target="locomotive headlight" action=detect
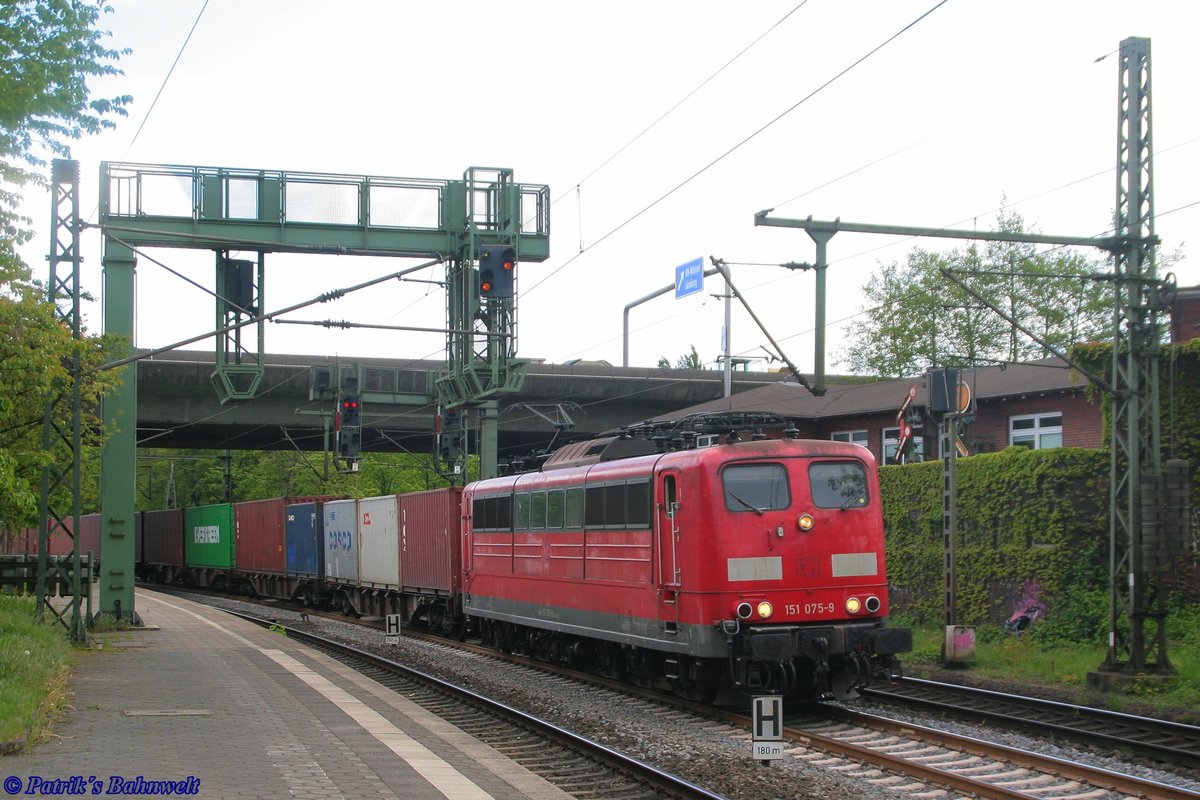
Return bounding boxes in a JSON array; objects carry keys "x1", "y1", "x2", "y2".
[
  {"x1": 736, "y1": 602, "x2": 754, "y2": 620},
  {"x1": 865, "y1": 595, "x2": 881, "y2": 613},
  {"x1": 757, "y1": 601, "x2": 773, "y2": 619},
  {"x1": 797, "y1": 514, "x2": 814, "y2": 531},
  {"x1": 845, "y1": 596, "x2": 862, "y2": 614}
]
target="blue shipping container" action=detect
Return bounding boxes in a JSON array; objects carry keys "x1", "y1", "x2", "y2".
[{"x1": 285, "y1": 502, "x2": 323, "y2": 577}]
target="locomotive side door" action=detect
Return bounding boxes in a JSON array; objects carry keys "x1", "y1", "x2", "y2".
[{"x1": 656, "y1": 471, "x2": 682, "y2": 628}]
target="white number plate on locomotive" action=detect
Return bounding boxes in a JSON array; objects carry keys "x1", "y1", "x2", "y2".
[{"x1": 785, "y1": 603, "x2": 836, "y2": 615}]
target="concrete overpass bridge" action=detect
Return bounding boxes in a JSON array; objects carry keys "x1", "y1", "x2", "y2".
[{"x1": 136, "y1": 350, "x2": 783, "y2": 460}]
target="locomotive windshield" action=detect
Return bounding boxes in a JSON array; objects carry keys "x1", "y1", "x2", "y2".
[
  {"x1": 722, "y1": 464, "x2": 790, "y2": 513},
  {"x1": 809, "y1": 461, "x2": 868, "y2": 508}
]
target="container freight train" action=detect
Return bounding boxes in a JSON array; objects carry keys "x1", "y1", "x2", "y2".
[{"x1": 7, "y1": 432, "x2": 911, "y2": 702}]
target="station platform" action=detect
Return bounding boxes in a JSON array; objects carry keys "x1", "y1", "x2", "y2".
[{"x1": 5, "y1": 588, "x2": 574, "y2": 799}]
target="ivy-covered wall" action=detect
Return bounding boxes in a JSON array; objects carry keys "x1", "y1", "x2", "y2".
[
  {"x1": 1072, "y1": 339, "x2": 1200, "y2": 497},
  {"x1": 880, "y1": 340, "x2": 1198, "y2": 633},
  {"x1": 881, "y1": 447, "x2": 1110, "y2": 627}
]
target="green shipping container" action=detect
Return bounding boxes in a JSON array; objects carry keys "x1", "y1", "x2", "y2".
[{"x1": 184, "y1": 503, "x2": 236, "y2": 569}]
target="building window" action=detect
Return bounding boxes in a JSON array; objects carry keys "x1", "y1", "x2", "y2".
[
  {"x1": 883, "y1": 426, "x2": 924, "y2": 464},
  {"x1": 1010, "y1": 413, "x2": 1063, "y2": 450},
  {"x1": 832, "y1": 430, "x2": 868, "y2": 448}
]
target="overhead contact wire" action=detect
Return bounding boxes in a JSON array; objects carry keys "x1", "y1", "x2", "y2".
[{"x1": 525, "y1": 0, "x2": 952, "y2": 297}]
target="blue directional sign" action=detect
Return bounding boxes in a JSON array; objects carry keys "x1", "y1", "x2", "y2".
[{"x1": 675, "y1": 257, "x2": 704, "y2": 299}]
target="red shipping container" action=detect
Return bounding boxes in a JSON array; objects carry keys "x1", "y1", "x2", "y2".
[
  {"x1": 0, "y1": 528, "x2": 32, "y2": 554},
  {"x1": 78, "y1": 513, "x2": 102, "y2": 560},
  {"x1": 235, "y1": 498, "x2": 288, "y2": 574},
  {"x1": 39, "y1": 520, "x2": 75, "y2": 556},
  {"x1": 236, "y1": 497, "x2": 341, "y2": 575},
  {"x1": 143, "y1": 508, "x2": 185, "y2": 567},
  {"x1": 399, "y1": 487, "x2": 462, "y2": 595}
]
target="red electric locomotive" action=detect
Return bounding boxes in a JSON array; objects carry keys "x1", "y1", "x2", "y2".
[{"x1": 462, "y1": 417, "x2": 912, "y2": 702}]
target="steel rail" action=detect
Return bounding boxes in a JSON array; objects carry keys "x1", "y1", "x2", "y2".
[
  {"x1": 819, "y1": 705, "x2": 1200, "y2": 800},
  {"x1": 865, "y1": 675, "x2": 1200, "y2": 768}
]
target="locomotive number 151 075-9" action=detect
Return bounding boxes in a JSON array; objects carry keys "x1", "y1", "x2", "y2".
[{"x1": 785, "y1": 602, "x2": 837, "y2": 616}]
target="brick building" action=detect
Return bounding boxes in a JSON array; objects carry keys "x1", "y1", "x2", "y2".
[
  {"x1": 662, "y1": 284, "x2": 1197, "y2": 466},
  {"x1": 664, "y1": 357, "x2": 1100, "y2": 465}
]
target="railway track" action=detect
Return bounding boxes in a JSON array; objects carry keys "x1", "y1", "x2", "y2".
[
  {"x1": 177, "y1": 590, "x2": 1200, "y2": 800},
  {"x1": 368, "y1": 626, "x2": 1200, "y2": 800},
  {"x1": 793, "y1": 706, "x2": 1200, "y2": 800},
  {"x1": 863, "y1": 675, "x2": 1200, "y2": 770}
]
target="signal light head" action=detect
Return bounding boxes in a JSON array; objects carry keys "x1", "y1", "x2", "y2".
[{"x1": 478, "y1": 245, "x2": 516, "y2": 298}]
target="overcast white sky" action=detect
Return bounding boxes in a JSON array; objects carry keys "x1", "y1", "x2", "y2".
[{"x1": 14, "y1": 0, "x2": 1200, "y2": 374}]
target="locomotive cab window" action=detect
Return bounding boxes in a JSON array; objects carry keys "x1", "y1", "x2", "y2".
[
  {"x1": 723, "y1": 464, "x2": 790, "y2": 513},
  {"x1": 809, "y1": 462, "x2": 868, "y2": 509}
]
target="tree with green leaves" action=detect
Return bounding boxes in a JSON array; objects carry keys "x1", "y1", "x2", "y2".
[
  {"x1": 0, "y1": 0, "x2": 130, "y2": 533},
  {"x1": 1, "y1": 0, "x2": 130, "y2": 270},
  {"x1": 132, "y1": 449, "x2": 455, "y2": 511},
  {"x1": 837, "y1": 210, "x2": 1112, "y2": 378},
  {"x1": 657, "y1": 345, "x2": 706, "y2": 370}
]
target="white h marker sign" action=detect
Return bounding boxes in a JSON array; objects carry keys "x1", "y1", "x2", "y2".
[{"x1": 751, "y1": 695, "x2": 784, "y2": 761}]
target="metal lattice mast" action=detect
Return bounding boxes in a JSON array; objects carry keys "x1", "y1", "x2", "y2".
[
  {"x1": 1104, "y1": 36, "x2": 1170, "y2": 673},
  {"x1": 37, "y1": 159, "x2": 87, "y2": 642},
  {"x1": 438, "y1": 168, "x2": 528, "y2": 481}
]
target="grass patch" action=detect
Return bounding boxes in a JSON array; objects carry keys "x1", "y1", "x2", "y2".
[
  {"x1": 0, "y1": 594, "x2": 75, "y2": 752},
  {"x1": 898, "y1": 616, "x2": 1200, "y2": 720}
]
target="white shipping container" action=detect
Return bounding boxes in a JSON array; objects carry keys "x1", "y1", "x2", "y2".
[
  {"x1": 323, "y1": 498, "x2": 359, "y2": 584},
  {"x1": 357, "y1": 494, "x2": 401, "y2": 589}
]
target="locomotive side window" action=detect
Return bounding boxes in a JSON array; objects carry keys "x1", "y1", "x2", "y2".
[
  {"x1": 530, "y1": 491, "x2": 547, "y2": 529},
  {"x1": 565, "y1": 487, "x2": 585, "y2": 528},
  {"x1": 663, "y1": 475, "x2": 678, "y2": 515},
  {"x1": 585, "y1": 486, "x2": 606, "y2": 527},
  {"x1": 809, "y1": 462, "x2": 868, "y2": 508},
  {"x1": 513, "y1": 493, "x2": 530, "y2": 529},
  {"x1": 626, "y1": 481, "x2": 652, "y2": 526},
  {"x1": 583, "y1": 481, "x2": 653, "y2": 528},
  {"x1": 547, "y1": 490, "x2": 565, "y2": 529},
  {"x1": 723, "y1": 464, "x2": 790, "y2": 513},
  {"x1": 473, "y1": 494, "x2": 514, "y2": 531},
  {"x1": 604, "y1": 485, "x2": 627, "y2": 526}
]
